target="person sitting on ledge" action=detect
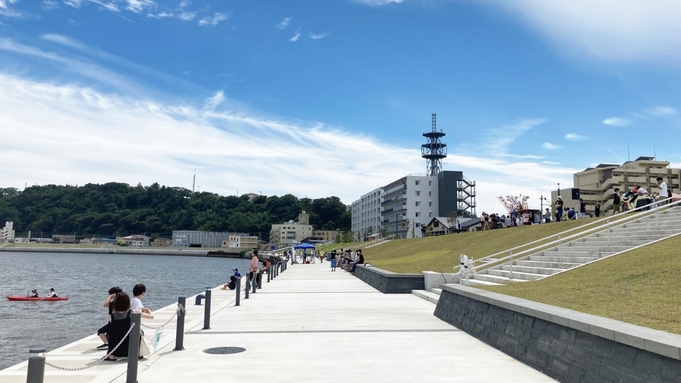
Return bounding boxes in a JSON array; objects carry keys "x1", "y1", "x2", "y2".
[{"x1": 351, "y1": 250, "x2": 365, "y2": 272}]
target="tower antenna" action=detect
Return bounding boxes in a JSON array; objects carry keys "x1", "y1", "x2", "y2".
[
  {"x1": 192, "y1": 169, "x2": 196, "y2": 193},
  {"x1": 421, "y1": 113, "x2": 447, "y2": 176}
]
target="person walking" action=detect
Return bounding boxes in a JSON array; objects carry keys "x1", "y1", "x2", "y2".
[
  {"x1": 594, "y1": 201, "x2": 601, "y2": 217},
  {"x1": 330, "y1": 251, "x2": 337, "y2": 271},
  {"x1": 555, "y1": 196, "x2": 564, "y2": 222},
  {"x1": 578, "y1": 198, "x2": 586, "y2": 219},
  {"x1": 612, "y1": 188, "x2": 621, "y2": 215},
  {"x1": 657, "y1": 177, "x2": 669, "y2": 205},
  {"x1": 249, "y1": 250, "x2": 260, "y2": 283}
]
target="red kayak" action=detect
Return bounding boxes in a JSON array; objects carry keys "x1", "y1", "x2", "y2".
[{"x1": 6, "y1": 296, "x2": 68, "y2": 301}]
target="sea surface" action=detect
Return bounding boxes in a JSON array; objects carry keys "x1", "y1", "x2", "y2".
[{"x1": 0, "y1": 251, "x2": 250, "y2": 370}]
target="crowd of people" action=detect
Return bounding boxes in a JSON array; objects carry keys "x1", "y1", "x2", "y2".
[{"x1": 327, "y1": 248, "x2": 364, "y2": 272}]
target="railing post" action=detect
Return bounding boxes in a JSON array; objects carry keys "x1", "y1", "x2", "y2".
[
  {"x1": 558, "y1": 235, "x2": 562, "y2": 264},
  {"x1": 252, "y1": 273, "x2": 257, "y2": 293},
  {"x1": 244, "y1": 278, "x2": 250, "y2": 299},
  {"x1": 126, "y1": 312, "x2": 141, "y2": 383},
  {"x1": 235, "y1": 278, "x2": 241, "y2": 306},
  {"x1": 174, "y1": 297, "x2": 186, "y2": 351},
  {"x1": 656, "y1": 208, "x2": 659, "y2": 231},
  {"x1": 26, "y1": 348, "x2": 46, "y2": 383},
  {"x1": 509, "y1": 251, "x2": 513, "y2": 281},
  {"x1": 203, "y1": 289, "x2": 212, "y2": 330},
  {"x1": 607, "y1": 219, "x2": 611, "y2": 247},
  {"x1": 267, "y1": 267, "x2": 271, "y2": 283}
]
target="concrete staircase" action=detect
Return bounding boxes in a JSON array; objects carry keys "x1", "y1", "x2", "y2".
[
  {"x1": 413, "y1": 206, "x2": 681, "y2": 303},
  {"x1": 468, "y1": 206, "x2": 681, "y2": 286}
]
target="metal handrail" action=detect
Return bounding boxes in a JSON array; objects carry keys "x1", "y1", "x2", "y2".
[{"x1": 454, "y1": 196, "x2": 680, "y2": 274}]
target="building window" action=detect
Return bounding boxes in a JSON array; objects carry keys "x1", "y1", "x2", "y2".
[
  {"x1": 415, "y1": 191, "x2": 421, "y2": 196},
  {"x1": 429, "y1": 191, "x2": 432, "y2": 196},
  {"x1": 429, "y1": 202, "x2": 432, "y2": 207},
  {"x1": 415, "y1": 212, "x2": 421, "y2": 217},
  {"x1": 429, "y1": 212, "x2": 433, "y2": 217},
  {"x1": 429, "y1": 181, "x2": 432, "y2": 186},
  {"x1": 415, "y1": 180, "x2": 420, "y2": 185},
  {"x1": 415, "y1": 201, "x2": 421, "y2": 207}
]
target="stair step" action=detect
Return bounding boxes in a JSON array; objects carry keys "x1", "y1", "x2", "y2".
[
  {"x1": 472, "y1": 273, "x2": 530, "y2": 284},
  {"x1": 514, "y1": 260, "x2": 580, "y2": 269},
  {"x1": 500, "y1": 265, "x2": 563, "y2": 275},
  {"x1": 411, "y1": 290, "x2": 439, "y2": 304},
  {"x1": 529, "y1": 255, "x2": 598, "y2": 263},
  {"x1": 432, "y1": 288, "x2": 442, "y2": 295},
  {"x1": 487, "y1": 269, "x2": 547, "y2": 281}
]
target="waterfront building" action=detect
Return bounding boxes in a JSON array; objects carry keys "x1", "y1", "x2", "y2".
[
  {"x1": 52, "y1": 234, "x2": 76, "y2": 244},
  {"x1": 116, "y1": 234, "x2": 150, "y2": 247},
  {"x1": 551, "y1": 157, "x2": 681, "y2": 216},
  {"x1": 351, "y1": 187, "x2": 382, "y2": 242},
  {"x1": 0, "y1": 221, "x2": 15, "y2": 242},
  {"x1": 172, "y1": 230, "x2": 249, "y2": 248},
  {"x1": 222, "y1": 235, "x2": 260, "y2": 249},
  {"x1": 151, "y1": 238, "x2": 172, "y2": 247}
]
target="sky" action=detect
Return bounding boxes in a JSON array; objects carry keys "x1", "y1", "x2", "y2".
[{"x1": 1, "y1": 0, "x2": 680, "y2": 216}]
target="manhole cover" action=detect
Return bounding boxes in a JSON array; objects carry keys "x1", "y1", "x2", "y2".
[{"x1": 203, "y1": 347, "x2": 246, "y2": 355}]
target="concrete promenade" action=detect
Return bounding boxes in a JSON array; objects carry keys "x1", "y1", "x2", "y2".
[{"x1": 0, "y1": 261, "x2": 555, "y2": 383}]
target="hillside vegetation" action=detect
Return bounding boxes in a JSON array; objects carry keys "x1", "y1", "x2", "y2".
[{"x1": 0, "y1": 183, "x2": 350, "y2": 240}]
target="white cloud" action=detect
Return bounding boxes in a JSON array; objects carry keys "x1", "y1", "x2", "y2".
[
  {"x1": 564, "y1": 133, "x2": 587, "y2": 141},
  {"x1": 276, "y1": 17, "x2": 291, "y2": 30},
  {"x1": 483, "y1": 118, "x2": 545, "y2": 155},
  {"x1": 310, "y1": 32, "x2": 328, "y2": 40},
  {"x1": 41, "y1": 33, "x2": 86, "y2": 50},
  {"x1": 0, "y1": 0, "x2": 20, "y2": 17},
  {"x1": 646, "y1": 105, "x2": 677, "y2": 116},
  {"x1": 0, "y1": 0, "x2": 17, "y2": 8},
  {"x1": 63, "y1": 0, "x2": 84, "y2": 8},
  {"x1": 198, "y1": 12, "x2": 228, "y2": 26},
  {"x1": 289, "y1": 30, "x2": 301, "y2": 42},
  {"x1": 353, "y1": 0, "x2": 403, "y2": 5},
  {"x1": 89, "y1": 0, "x2": 119, "y2": 12},
  {"x1": 542, "y1": 142, "x2": 560, "y2": 150},
  {"x1": 204, "y1": 90, "x2": 224, "y2": 110},
  {"x1": 178, "y1": 0, "x2": 190, "y2": 8},
  {"x1": 484, "y1": 1, "x2": 681, "y2": 65},
  {"x1": 602, "y1": 117, "x2": 631, "y2": 127},
  {"x1": 43, "y1": 1, "x2": 59, "y2": 11},
  {"x1": 126, "y1": 0, "x2": 155, "y2": 13}
]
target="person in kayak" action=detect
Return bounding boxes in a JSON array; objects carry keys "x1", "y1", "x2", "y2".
[
  {"x1": 48, "y1": 288, "x2": 58, "y2": 298},
  {"x1": 30, "y1": 290, "x2": 39, "y2": 298}
]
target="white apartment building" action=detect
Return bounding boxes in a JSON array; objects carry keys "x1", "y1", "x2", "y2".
[
  {"x1": 1, "y1": 221, "x2": 15, "y2": 242},
  {"x1": 352, "y1": 171, "x2": 476, "y2": 240}
]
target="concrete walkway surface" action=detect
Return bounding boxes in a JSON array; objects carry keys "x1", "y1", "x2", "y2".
[{"x1": 0, "y1": 261, "x2": 555, "y2": 383}]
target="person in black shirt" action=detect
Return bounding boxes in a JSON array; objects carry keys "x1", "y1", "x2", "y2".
[
  {"x1": 555, "y1": 196, "x2": 564, "y2": 222},
  {"x1": 613, "y1": 188, "x2": 621, "y2": 215}
]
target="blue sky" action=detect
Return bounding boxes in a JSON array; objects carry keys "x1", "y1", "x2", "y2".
[{"x1": 1, "y1": 0, "x2": 680, "y2": 215}]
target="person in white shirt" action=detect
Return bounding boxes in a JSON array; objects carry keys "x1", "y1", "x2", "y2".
[
  {"x1": 657, "y1": 177, "x2": 669, "y2": 204},
  {"x1": 131, "y1": 283, "x2": 154, "y2": 318}
]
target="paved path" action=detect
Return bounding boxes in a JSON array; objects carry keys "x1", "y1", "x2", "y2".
[{"x1": 0, "y1": 261, "x2": 555, "y2": 383}]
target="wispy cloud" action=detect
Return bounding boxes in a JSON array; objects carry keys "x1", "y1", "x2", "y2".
[
  {"x1": 125, "y1": 0, "x2": 155, "y2": 13},
  {"x1": 63, "y1": 0, "x2": 85, "y2": 8},
  {"x1": 646, "y1": 105, "x2": 677, "y2": 117},
  {"x1": 542, "y1": 142, "x2": 560, "y2": 150},
  {"x1": 602, "y1": 117, "x2": 631, "y2": 127},
  {"x1": 564, "y1": 133, "x2": 587, "y2": 141},
  {"x1": 289, "y1": 29, "x2": 301, "y2": 42},
  {"x1": 0, "y1": 0, "x2": 20, "y2": 17},
  {"x1": 483, "y1": 1, "x2": 681, "y2": 66},
  {"x1": 204, "y1": 90, "x2": 224, "y2": 110},
  {"x1": 483, "y1": 118, "x2": 545, "y2": 155},
  {"x1": 41, "y1": 33, "x2": 86, "y2": 50},
  {"x1": 353, "y1": 0, "x2": 404, "y2": 5},
  {"x1": 89, "y1": 0, "x2": 119, "y2": 13},
  {"x1": 276, "y1": 17, "x2": 291, "y2": 30},
  {"x1": 42, "y1": 1, "x2": 59, "y2": 11},
  {"x1": 310, "y1": 32, "x2": 329, "y2": 40},
  {"x1": 198, "y1": 12, "x2": 228, "y2": 27}
]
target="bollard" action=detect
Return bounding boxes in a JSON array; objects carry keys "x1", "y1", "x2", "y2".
[
  {"x1": 26, "y1": 348, "x2": 46, "y2": 383},
  {"x1": 126, "y1": 311, "x2": 141, "y2": 383},
  {"x1": 252, "y1": 273, "x2": 257, "y2": 293},
  {"x1": 267, "y1": 268, "x2": 271, "y2": 283},
  {"x1": 175, "y1": 297, "x2": 186, "y2": 351},
  {"x1": 245, "y1": 278, "x2": 250, "y2": 299},
  {"x1": 195, "y1": 294, "x2": 205, "y2": 305},
  {"x1": 203, "y1": 289, "x2": 212, "y2": 330},
  {"x1": 235, "y1": 278, "x2": 241, "y2": 306},
  {"x1": 257, "y1": 271, "x2": 263, "y2": 289}
]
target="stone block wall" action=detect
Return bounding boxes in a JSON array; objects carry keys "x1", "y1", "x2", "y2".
[
  {"x1": 434, "y1": 286, "x2": 681, "y2": 383},
  {"x1": 353, "y1": 265, "x2": 424, "y2": 293}
]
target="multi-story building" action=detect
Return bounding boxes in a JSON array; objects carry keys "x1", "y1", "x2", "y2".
[
  {"x1": 116, "y1": 234, "x2": 150, "y2": 247},
  {"x1": 222, "y1": 235, "x2": 260, "y2": 249},
  {"x1": 269, "y1": 211, "x2": 313, "y2": 248},
  {"x1": 0, "y1": 221, "x2": 15, "y2": 242},
  {"x1": 551, "y1": 156, "x2": 681, "y2": 216},
  {"x1": 171, "y1": 230, "x2": 249, "y2": 248},
  {"x1": 352, "y1": 170, "x2": 477, "y2": 240},
  {"x1": 351, "y1": 187, "x2": 382, "y2": 242}
]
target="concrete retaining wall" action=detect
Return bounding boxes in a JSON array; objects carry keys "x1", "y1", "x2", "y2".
[
  {"x1": 434, "y1": 285, "x2": 681, "y2": 383},
  {"x1": 353, "y1": 265, "x2": 424, "y2": 293}
]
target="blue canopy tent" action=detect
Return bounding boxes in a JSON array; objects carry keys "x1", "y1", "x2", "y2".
[{"x1": 293, "y1": 243, "x2": 316, "y2": 263}]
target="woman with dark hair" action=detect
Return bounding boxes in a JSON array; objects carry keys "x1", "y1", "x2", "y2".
[{"x1": 105, "y1": 292, "x2": 153, "y2": 361}]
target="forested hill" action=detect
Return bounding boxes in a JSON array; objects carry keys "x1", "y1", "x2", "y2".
[{"x1": 0, "y1": 183, "x2": 351, "y2": 240}]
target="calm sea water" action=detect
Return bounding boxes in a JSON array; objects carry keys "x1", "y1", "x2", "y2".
[{"x1": 0, "y1": 251, "x2": 250, "y2": 370}]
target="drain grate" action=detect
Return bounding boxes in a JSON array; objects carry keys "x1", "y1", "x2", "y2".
[{"x1": 203, "y1": 347, "x2": 246, "y2": 355}]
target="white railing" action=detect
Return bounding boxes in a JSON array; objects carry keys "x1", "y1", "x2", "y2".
[{"x1": 454, "y1": 196, "x2": 681, "y2": 276}]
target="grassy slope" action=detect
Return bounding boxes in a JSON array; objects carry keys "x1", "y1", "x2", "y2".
[
  {"x1": 482, "y1": 235, "x2": 681, "y2": 334},
  {"x1": 326, "y1": 219, "x2": 681, "y2": 334},
  {"x1": 345, "y1": 220, "x2": 591, "y2": 273}
]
